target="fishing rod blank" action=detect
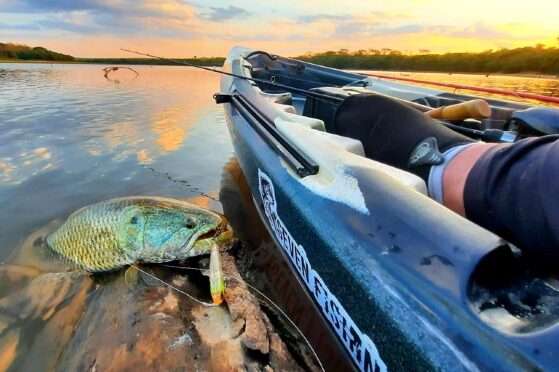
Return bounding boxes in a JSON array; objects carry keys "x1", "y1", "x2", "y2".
[
  {"x1": 122, "y1": 49, "x2": 518, "y2": 142},
  {"x1": 121, "y1": 49, "x2": 343, "y2": 104}
]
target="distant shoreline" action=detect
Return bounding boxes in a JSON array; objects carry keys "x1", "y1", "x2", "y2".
[
  {"x1": 2, "y1": 58, "x2": 556, "y2": 80},
  {"x1": 350, "y1": 69, "x2": 558, "y2": 80},
  {"x1": 3, "y1": 43, "x2": 559, "y2": 76},
  {"x1": 0, "y1": 57, "x2": 225, "y2": 67}
]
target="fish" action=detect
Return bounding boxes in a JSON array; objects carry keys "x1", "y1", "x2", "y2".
[{"x1": 46, "y1": 196, "x2": 231, "y2": 273}]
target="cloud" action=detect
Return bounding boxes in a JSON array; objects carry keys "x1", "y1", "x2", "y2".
[
  {"x1": 1, "y1": 0, "x2": 556, "y2": 57},
  {"x1": 201, "y1": 5, "x2": 251, "y2": 21},
  {"x1": 0, "y1": 0, "x2": 111, "y2": 13},
  {"x1": 335, "y1": 22, "x2": 423, "y2": 37},
  {"x1": 0, "y1": 0, "x2": 199, "y2": 36},
  {"x1": 37, "y1": 18, "x2": 99, "y2": 33},
  {"x1": 449, "y1": 23, "x2": 510, "y2": 39},
  {"x1": 297, "y1": 14, "x2": 350, "y2": 24}
]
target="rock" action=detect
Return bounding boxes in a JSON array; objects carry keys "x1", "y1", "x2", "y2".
[
  {"x1": 0, "y1": 244, "x2": 311, "y2": 371},
  {"x1": 18, "y1": 273, "x2": 94, "y2": 372},
  {"x1": 0, "y1": 272, "x2": 90, "y2": 321},
  {"x1": 0, "y1": 264, "x2": 41, "y2": 299},
  {"x1": 222, "y1": 251, "x2": 270, "y2": 354},
  {"x1": 56, "y1": 272, "x2": 198, "y2": 372},
  {"x1": 0, "y1": 271, "x2": 94, "y2": 371},
  {"x1": 221, "y1": 250, "x2": 306, "y2": 371},
  {"x1": 0, "y1": 329, "x2": 19, "y2": 372}
]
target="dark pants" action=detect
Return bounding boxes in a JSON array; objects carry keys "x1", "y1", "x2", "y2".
[
  {"x1": 465, "y1": 136, "x2": 559, "y2": 256},
  {"x1": 335, "y1": 93, "x2": 558, "y2": 255}
]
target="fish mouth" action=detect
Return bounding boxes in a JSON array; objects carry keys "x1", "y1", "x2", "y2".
[{"x1": 191, "y1": 217, "x2": 232, "y2": 246}]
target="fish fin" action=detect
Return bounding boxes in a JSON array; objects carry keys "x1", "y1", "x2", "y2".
[{"x1": 124, "y1": 266, "x2": 139, "y2": 286}]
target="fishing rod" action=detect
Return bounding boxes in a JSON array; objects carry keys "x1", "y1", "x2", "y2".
[
  {"x1": 121, "y1": 48, "x2": 518, "y2": 143},
  {"x1": 363, "y1": 72, "x2": 559, "y2": 106},
  {"x1": 121, "y1": 49, "x2": 343, "y2": 104}
]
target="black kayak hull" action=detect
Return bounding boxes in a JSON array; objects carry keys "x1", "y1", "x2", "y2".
[{"x1": 219, "y1": 47, "x2": 559, "y2": 371}]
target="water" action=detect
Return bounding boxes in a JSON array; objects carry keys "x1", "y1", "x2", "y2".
[
  {"x1": 2, "y1": 65, "x2": 557, "y2": 267},
  {"x1": 0, "y1": 63, "x2": 233, "y2": 264},
  {"x1": 362, "y1": 70, "x2": 559, "y2": 106},
  {"x1": 1, "y1": 63, "x2": 557, "y2": 371}
]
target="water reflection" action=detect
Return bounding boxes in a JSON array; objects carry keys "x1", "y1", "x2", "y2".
[
  {"x1": 152, "y1": 106, "x2": 188, "y2": 152},
  {"x1": 364, "y1": 70, "x2": 559, "y2": 107},
  {"x1": 0, "y1": 63, "x2": 233, "y2": 261}
]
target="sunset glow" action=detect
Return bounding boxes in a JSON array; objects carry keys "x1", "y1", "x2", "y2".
[{"x1": 1, "y1": 0, "x2": 558, "y2": 57}]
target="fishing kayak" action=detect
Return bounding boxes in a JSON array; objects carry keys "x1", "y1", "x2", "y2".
[{"x1": 215, "y1": 47, "x2": 559, "y2": 371}]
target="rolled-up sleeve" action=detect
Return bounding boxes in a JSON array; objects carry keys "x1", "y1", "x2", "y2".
[{"x1": 464, "y1": 136, "x2": 559, "y2": 255}]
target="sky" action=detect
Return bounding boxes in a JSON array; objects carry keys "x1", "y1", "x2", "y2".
[{"x1": 1, "y1": 0, "x2": 558, "y2": 57}]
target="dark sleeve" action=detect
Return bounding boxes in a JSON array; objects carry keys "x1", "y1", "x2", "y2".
[{"x1": 464, "y1": 136, "x2": 559, "y2": 256}]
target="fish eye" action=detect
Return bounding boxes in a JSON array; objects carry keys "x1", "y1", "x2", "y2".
[
  {"x1": 185, "y1": 217, "x2": 197, "y2": 229},
  {"x1": 130, "y1": 216, "x2": 139, "y2": 225}
]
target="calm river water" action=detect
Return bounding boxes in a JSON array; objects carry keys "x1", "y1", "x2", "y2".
[
  {"x1": 0, "y1": 64, "x2": 232, "y2": 263},
  {"x1": 0, "y1": 62, "x2": 558, "y2": 370},
  {"x1": 1, "y1": 63, "x2": 558, "y2": 270}
]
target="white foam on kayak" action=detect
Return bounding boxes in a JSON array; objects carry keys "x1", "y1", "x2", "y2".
[{"x1": 275, "y1": 118, "x2": 428, "y2": 215}]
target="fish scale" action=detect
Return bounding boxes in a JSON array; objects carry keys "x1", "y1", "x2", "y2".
[{"x1": 46, "y1": 197, "x2": 226, "y2": 272}]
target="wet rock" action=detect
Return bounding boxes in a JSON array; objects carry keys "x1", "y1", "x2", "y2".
[
  {"x1": 56, "y1": 273, "x2": 197, "y2": 372},
  {"x1": 0, "y1": 329, "x2": 19, "y2": 372},
  {"x1": 0, "y1": 250, "x2": 311, "y2": 371},
  {"x1": 0, "y1": 264, "x2": 41, "y2": 299},
  {"x1": 0, "y1": 271, "x2": 94, "y2": 371},
  {"x1": 0, "y1": 272, "x2": 90, "y2": 321},
  {"x1": 222, "y1": 250, "x2": 270, "y2": 354},
  {"x1": 7, "y1": 220, "x2": 69, "y2": 273},
  {"x1": 18, "y1": 273, "x2": 94, "y2": 372}
]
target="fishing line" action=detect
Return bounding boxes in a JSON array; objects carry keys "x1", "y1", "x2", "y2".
[
  {"x1": 122, "y1": 48, "x2": 514, "y2": 142},
  {"x1": 131, "y1": 264, "x2": 218, "y2": 307},
  {"x1": 121, "y1": 48, "x2": 344, "y2": 104},
  {"x1": 162, "y1": 263, "x2": 325, "y2": 372},
  {"x1": 129, "y1": 261, "x2": 325, "y2": 370},
  {"x1": 143, "y1": 166, "x2": 220, "y2": 202}
]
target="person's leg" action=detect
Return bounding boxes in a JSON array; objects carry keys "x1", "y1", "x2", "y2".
[
  {"x1": 334, "y1": 94, "x2": 474, "y2": 182},
  {"x1": 335, "y1": 94, "x2": 559, "y2": 254}
]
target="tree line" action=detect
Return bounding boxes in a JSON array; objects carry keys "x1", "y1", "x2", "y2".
[
  {"x1": 0, "y1": 42, "x2": 225, "y2": 66},
  {"x1": 296, "y1": 45, "x2": 559, "y2": 75},
  {"x1": 3, "y1": 41, "x2": 558, "y2": 74},
  {"x1": 0, "y1": 43, "x2": 74, "y2": 61}
]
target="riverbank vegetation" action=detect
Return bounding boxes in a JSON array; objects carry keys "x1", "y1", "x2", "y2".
[
  {"x1": 0, "y1": 42, "x2": 224, "y2": 66},
  {"x1": 297, "y1": 45, "x2": 559, "y2": 75},
  {"x1": 0, "y1": 43, "x2": 74, "y2": 61},
  {"x1": 3, "y1": 42, "x2": 558, "y2": 74}
]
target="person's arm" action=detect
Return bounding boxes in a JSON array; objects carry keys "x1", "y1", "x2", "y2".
[{"x1": 445, "y1": 136, "x2": 559, "y2": 255}]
